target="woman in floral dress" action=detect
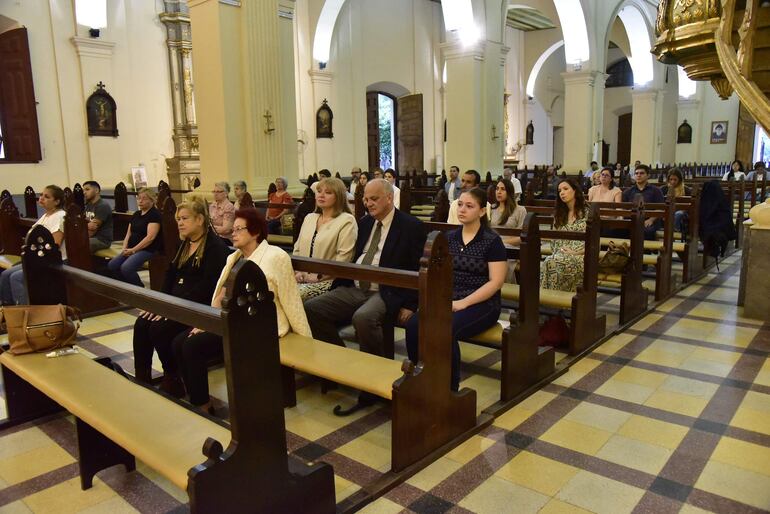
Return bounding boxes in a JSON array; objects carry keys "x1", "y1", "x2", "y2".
[{"x1": 541, "y1": 178, "x2": 587, "y2": 292}]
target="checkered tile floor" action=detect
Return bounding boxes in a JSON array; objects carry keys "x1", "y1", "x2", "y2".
[{"x1": 2, "y1": 253, "x2": 767, "y2": 513}]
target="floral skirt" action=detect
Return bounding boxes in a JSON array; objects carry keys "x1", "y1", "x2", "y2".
[
  {"x1": 540, "y1": 252, "x2": 584, "y2": 292},
  {"x1": 298, "y1": 279, "x2": 333, "y2": 300}
]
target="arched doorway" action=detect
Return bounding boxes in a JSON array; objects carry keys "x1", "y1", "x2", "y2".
[{"x1": 365, "y1": 81, "x2": 422, "y2": 173}]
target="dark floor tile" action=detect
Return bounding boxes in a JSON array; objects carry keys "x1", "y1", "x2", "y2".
[
  {"x1": 648, "y1": 476, "x2": 692, "y2": 503},
  {"x1": 408, "y1": 493, "x2": 455, "y2": 514}
]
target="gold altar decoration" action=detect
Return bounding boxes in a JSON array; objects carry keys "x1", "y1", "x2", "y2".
[{"x1": 653, "y1": 0, "x2": 770, "y2": 134}]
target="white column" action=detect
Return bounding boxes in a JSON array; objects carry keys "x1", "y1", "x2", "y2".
[
  {"x1": 561, "y1": 71, "x2": 601, "y2": 173},
  {"x1": 309, "y1": 69, "x2": 333, "y2": 173},
  {"x1": 630, "y1": 88, "x2": 663, "y2": 165}
]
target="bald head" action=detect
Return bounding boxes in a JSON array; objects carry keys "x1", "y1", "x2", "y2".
[{"x1": 363, "y1": 178, "x2": 394, "y2": 220}]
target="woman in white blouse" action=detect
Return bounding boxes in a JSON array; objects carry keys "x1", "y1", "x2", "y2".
[
  {"x1": 384, "y1": 169, "x2": 401, "y2": 209},
  {"x1": 293, "y1": 178, "x2": 357, "y2": 299},
  {"x1": 173, "y1": 207, "x2": 311, "y2": 414}
]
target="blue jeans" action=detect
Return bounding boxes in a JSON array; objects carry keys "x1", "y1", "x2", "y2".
[
  {"x1": 405, "y1": 300, "x2": 501, "y2": 391},
  {"x1": 108, "y1": 250, "x2": 154, "y2": 287},
  {"x1": 0, "y1": 265, "x2": 26, "y2": 305},
  {"x1": 674, "y1": 210, "x2": 688, "y2": 237}
]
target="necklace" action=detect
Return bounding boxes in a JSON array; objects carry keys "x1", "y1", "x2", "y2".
[{"x1": 189, "y1": 234, "x2": 204, "y2": 243}]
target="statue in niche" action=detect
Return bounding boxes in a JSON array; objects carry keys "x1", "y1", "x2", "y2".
[
  {"x1": 526, "y1": 120, "x2": 534, "y2": 145},
  {"x1": 86, "y1": 82, "x2": 118, "y2": 137},
  {"x1": 677, "y1": 119, "x2": 692, "y2": 144},
  {"x1": 316, "y1": 99, "x2": 333, "y2": 138}
]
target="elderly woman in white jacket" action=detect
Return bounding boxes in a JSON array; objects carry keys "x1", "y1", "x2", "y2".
[{"x1": 172, "y1": 207, "x2": 310, "y2": 414}]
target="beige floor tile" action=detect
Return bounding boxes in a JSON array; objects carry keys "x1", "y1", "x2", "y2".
[
  {"x1": 517, "y1": 390, "x2": 559, "y2": 412},
  {"x1": 22, "y1": 477, "x2": 115, "y2": 514},
  {"x1": 710, "y1": 436, "x2": 770, "y2": 476},
  {"x1": 594, "y1": 379, "x2": 656, "y2": 405},
  {"x1": 93, "y1": 311, "x2": 137, "y2": 329},
  {"x1": 695, "y1": 460, "x2": 770, "y2": 510},
  {"x1": 134, "y1": 462, "x2": 187, "y2": 504},
  {"x1": 0, "y1": 444, "x2": 75, "y2": 485},
  {"x1": 556, "y1": 471, "x2": 645, "y2": 514},
  {"x1": 564, "y1": 403, "x2": 632, "y2": 433},
  {"x1": 540, "y1": 419, "x2": 614, "y2": 456},
  {"x1": 0, "y1": 501, "x2": 33, "y2": 513},
  {"x1": 78, "y1": 496, "x2": 139, "y2": 514},
  {"x1": 406, "y1": 456, "x2": 462, "y2": 491},
  {"x1": 493, "y1": 407, "x2": 535, "y2": 431},
  {"x1": 494, "y1": 451, "x2": 579, "y2": 496},
  {"x1": 689, "y1": 346, "x2": 742, "y2": 365},
  {"x1": 634, "y1": 348, "x2": 691, "y2": 369},
  {"x1": 539, "y1": 498, "x2": 595, "y2": 514},
  {"x1": 630, "y1": 314, "x2": 663, "y2": 332},
  {"x1": 656, "y1": 297, "x2": 685, "y2": 313},
  {"x1": 0, "y1": 427, "x2": 55, "y2": 461},
  {"x1": 679, "y1": 504, "x2": 719, "y2": 514},
  {"x1": 754, "y1": 358, "x2": 770, "y2": 388},
  {"x1": 458, "y1": 476, "x2": 550, "y2": 514},
  {"x1": 730, "y1": 406, "x2": 770, "y2": 436},
  {"x1": 595, "y1": 435, "x2": 673, "y2": 475},
  {"x1": 594, "y1": 333, "x2": 636, "y2": 356},
  {"x1": 616, "y1": 415, "x2": 688, "y2": 450},
  {"x1": 445, "y1": 435, "x2": 497, "y2": 465},
  {"x1": 644, "y1": 390, "x2": 708, "y2": 418},
  {"x1": 284, "y1": 414, "x2": 338, "y2": 441},
  {"x1": 659, "y1": 376, "x2": 719, "y2": 400},
  {"x1": 740, "y1": 390, "x2": 770, "y2": 412},
  {"x1": 663, "y1": 318, "x2": 756, "y2": 348},
  {"x1": 78, "y1": 318, "x2": 118, "y2": 336},
  {"x1": 335, "y1": 482, "x2": 361, "y2": 502},
  {"x1": 336, "y1": 437, "x2": 391, "y2": 471},
  {"x1": 706, "y1": 287, "x2": 739, "y2": 303},
  {"x1": 358, "y1": 497, "x2": 406, "y2": 514},
  {"x1": 612, "y1": 366, "x2": 668, "y2": 389},
  {"x1": 678, "y1": 357, "x2": 734, "y2": 378},
  {"x1": 90, "y1": 332, "x2": 134, "y2": 354}
]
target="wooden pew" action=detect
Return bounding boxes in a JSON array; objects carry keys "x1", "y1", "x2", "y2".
[
  {"x1": 289, "y1": 232, "x2": 483, "y2": 472},
  {"x1": 1, "y1": 225, "x2": 335, "y2": 513},
  {"x1": 0, "y1": 197, "x2": 30, "y2": 270},
  {"x1": 23, "y1": 186, "x2": 37, "y2": 218}
]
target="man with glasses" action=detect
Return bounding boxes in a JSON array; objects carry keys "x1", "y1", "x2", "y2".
[{"x1": 622, "y1": 164, "x2": 664, "y2": 239}]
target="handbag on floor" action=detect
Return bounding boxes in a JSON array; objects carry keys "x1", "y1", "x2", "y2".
[
  {"x1": 598, "y1": 241, "x2": 630, "y2": 274},
  {"x1": 538, "y1": 315, "x2": 569, "y2": 348},
  {"x1": 0, "y1": 304, "x2": 81, "y2": 355}
]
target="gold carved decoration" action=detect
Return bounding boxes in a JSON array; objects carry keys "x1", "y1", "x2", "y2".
[{"x1": 711, "y1": 77, "x2": 733, "y2": 99}]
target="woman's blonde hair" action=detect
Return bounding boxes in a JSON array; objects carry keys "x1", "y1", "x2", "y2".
[
  {"x1": 173, "y1": 194, "x2": 211, "y2": 268},
  {"x1": 137, "y1": 188, "x2": 157, "y2": 204},
  {"x1": 315, "y1": 177, "x2": 351, "y2": 216}
]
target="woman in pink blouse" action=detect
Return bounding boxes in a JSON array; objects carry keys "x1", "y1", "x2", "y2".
[
  {"x1": 209, "y1": 181, "x2": 235, "y2": 244},
  {"x1": 588, "y1": 167, "x2": 622, "y2": 203}
]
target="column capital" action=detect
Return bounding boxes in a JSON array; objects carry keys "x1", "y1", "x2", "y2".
[
  {"x1": 631, "y1": 87, "x2": 662, "y2": 101},
  {"x1": 560, "y1": 70, "x2": 602, "y2": 87},
  {"x1": 677, "y1": 97, "x2": 700, "y2": 108},
  {"x1": 499, "y1": 45, "x2": 510, "y2": 66},
  {"x1": 70, "y1": 36, "x2": 115, "y2": 58},
  {"x1": 440, "y1": 40, "x2": 485, "y2": 62},
  {"x1": 308, "y1": 69, "x2": 333, "y2": 84}
]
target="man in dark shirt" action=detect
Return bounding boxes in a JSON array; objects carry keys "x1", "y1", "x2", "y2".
[
  {"x1": 622, "y1": 164, "x2": 664, "y2": 239},
  {"x1": 83, "y1": 181, "x2": 113, "y2": 252}
]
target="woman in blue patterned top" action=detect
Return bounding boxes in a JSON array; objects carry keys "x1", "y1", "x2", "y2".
[{"x1": 405, "y1": 187, "x2": 507, "y2": 391}]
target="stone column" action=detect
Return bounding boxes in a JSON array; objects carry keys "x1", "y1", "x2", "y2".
[
  {"x1": 160, "y1": 0, "x2": 200, "y2": 193},
  {"x1": 309, "y1": 69, "x2": 333, "y2": 173},
  {"x1": 630, "y1": 88, "x2": 664, "y2": 165},
  {"x1": 561, "y1": 71, "x2": 601, "y2": 173}
]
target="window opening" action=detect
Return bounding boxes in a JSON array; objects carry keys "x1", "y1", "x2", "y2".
[{"x1": 378, "y1": 94, "x2": 395, "y2": 170}]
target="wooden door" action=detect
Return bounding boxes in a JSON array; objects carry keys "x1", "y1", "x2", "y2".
[
  {"x1": 397, "y1": 93, "x2": 423, "y2": 173},
  {"x1": 736, "y1": 101, "x2": 756, "y2": 165},
  {"x1": 0, "y1": 28, "x2": 41, "y2": 162},
  {"x1": 602, "y1": 140, "x2": 609, "y2": 166},
  {"x1": 366, "y1": 92, "x2": 379, "y2": 171},
  {"x1": 617, "y1": 113, "x2": 632, "y2": 166}
]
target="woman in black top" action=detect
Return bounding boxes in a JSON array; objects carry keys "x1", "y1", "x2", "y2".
[
  {"x1": 405, "y1": 188, "x2": 507, "y2": 391},
  {"x1": 108, "y1": 188, "x2": 163, "y2": 287},
  {"x1": 132, "y1": 196, "x2": 230, "y2": 397}
]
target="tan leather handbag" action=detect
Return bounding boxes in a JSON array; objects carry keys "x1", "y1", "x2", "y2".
[
  {"x1": 0, "y1": 304, "x2": 81, "y2": 355},
  {"x1": 598, "y1": 241, "x2": 631, "y2": 274}
]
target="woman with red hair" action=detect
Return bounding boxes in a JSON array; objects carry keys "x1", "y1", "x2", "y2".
[{"x1": 172, "y1": 207, "x2": 311, "y2": 414}]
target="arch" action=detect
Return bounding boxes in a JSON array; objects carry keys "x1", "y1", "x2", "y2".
[
  {"x1": 551, "y1": 0, "x2": 589, "y2": 65},
  {"x1": 366, "y1": 81, "x2": 410, "y2": 99},
  {"x1": 604, "y1": 1, "x2": 655, "y2": 86},
  {"x1": 526, "y1": 40, "x2": 564, "y2": 97},
  {"x1": 312, "y1": 0, "x2": 346, "y2": 63},
  {"x1": 0, "y1": 15, "x2": 22, "y2": 35}
]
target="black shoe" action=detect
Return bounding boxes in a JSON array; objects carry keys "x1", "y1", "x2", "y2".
[{"x1": 332, "y1": 392, "x2": 377, "y2": 417}]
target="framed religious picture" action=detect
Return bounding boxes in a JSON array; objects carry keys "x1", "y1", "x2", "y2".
[
  {"x1": 710, "y1": 121, "x2": 728, "y2": 144},
  {"x1": 86, "y1": 82, "x2": 119, "y2": 137},
  {"x1": 130, "y1": 166, "x2": 147, "y2": 190},
  {"x1": 677, "y1": 120, "x2": 692, "y2": 144},
  {"x1": 316, "y1": 99, "x2": 333, "y2": 138}
]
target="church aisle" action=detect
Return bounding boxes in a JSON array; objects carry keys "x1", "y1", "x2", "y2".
[{"x1": 0, "y1": 253, "x2": 767, "y2": 513}]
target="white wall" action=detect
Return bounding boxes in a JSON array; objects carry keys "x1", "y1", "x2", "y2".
[
  {"x1": 0, "y1": 0, "x2": 174, "y2": 193},
  {"x1": 602, "y1": 86, "x2": 632, "y2": 164},
  {"x1": 697, "y1": 84, "x2": 739, "y2": 163}
]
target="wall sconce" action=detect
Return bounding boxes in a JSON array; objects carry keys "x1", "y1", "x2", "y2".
[
  {"x1": 263, "y1": 110, "x2": 275, "y2": 134},
  {"x1": 491, "y1": 124, "x2": 499, "y2": 140}
]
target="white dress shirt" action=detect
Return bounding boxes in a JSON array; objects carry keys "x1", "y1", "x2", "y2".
[{"x1": 355, "y1": 207, "x2": 396, "y2": 291}]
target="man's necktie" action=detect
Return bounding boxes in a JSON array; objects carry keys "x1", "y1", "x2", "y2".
[{"x1": 358, "y1": 221, "x2": 382, "y2": 291}]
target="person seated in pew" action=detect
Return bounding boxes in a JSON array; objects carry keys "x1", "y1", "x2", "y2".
[
  {"x1": 447, "y1": 170, "x2": 481, "y2": 224},
  {"x1": 294, "y1": 178, "x2": 357, "y2": 300},
  {"x1": 310, "y1": 169, "x2": 332, "y2": 195},
  {"x1": 621, "y1": 164, "x2": 664, "y2": 240},
  {"x1": 383, "y1": 169, "x2": 401, "y2": 209},
  {"x1": 489, "y1": 178, "x2": 527, "y2": 241},
  {"x1": 108, "y1": 188, "x2": 162, "y2": 287},
  {"x1": 445, "y1": 165, "x2": 462, "y2": 200},
  {"x1": 266, "y1": 176, "x2": 294, "y2": 235},
  {"x1": 661, "y1": 167, "x2": 692, "y2": 234},
  {"x1": 588, "y1": 167, "x2": 622, "y2": 203},
  {"x1": 745, "y1": 162, "x2": 766, "y2": 201},
  {"x1": 406, "y1": 187, "x2": 506, "y2": 391},
  {"x1": 303, "y1": 178, "x2": 426, "y2": 415},
  {"x1": 722, "y1": 160, "x2": 746, "y2": 182},
  {"x1": 132, "y1": 196, "x2": 231, "y2": 396},
  {"x1": 209, "y1": 181, "x2": 235, "y2": 244},
  {"x1": 0, "y1": 185, "x2": 66, "y2": 305},
  {"x1": 541, "y1": 179, "x2": 588, "y2": 292},
  {"x1": 372, "y1": 168, "x2": 384, "y2": 180},
  {"x1": 502, "y1": 167, "x2": 523, "y2": 202},
  {"x1": 233, "y1": 180, "x2": 248, "y2": 210},
  {"x1": 174, "y1": 208, "x2": 311, "y2": 414},
  {"x1": 544, "y1": 166, "x2": 560, "y2": 200},
  {"x1": 82, "y1": 180, "x2": 113, "y2": 253},
  {"x1": 350, "y1": 166, "x2": 362, "y2": 196}
]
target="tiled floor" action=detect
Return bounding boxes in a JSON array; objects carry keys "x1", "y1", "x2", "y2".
[{"x1": 1, "y1": 253, "x2": 768, "y2": 513}]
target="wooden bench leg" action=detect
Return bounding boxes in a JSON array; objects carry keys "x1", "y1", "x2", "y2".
[
  {"x1": 76, "y1": 417, "x2": 136, "y2": 490},
  {"x1": 281, "y1": 365, "x2": 297, "y2": 408},
  {"x1": 0, "y1": 364, "x2": 63, "y2": 429}
]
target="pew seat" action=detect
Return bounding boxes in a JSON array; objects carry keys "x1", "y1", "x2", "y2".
[
  {"x1": 280, "y1": 333, "x2": 403, "y2": 400},
  {"x1": 267, "y1": 234, "x2": 294, "y2": 246},
  {"x1": 600, "y1": 237, "x2": 685, "y2": 254},
  {"x1": 500, "y1": 283, "x2": 573, "y2": 310},
  {"x1": 598, "y1": 250, "x2": 658, "y2": 267},
  {"x1": 0, "y1": 351, "x2": 231, "y2": 491},
  {"x1": 0, "y1": 254, "x2": 20, "y2": 270}
]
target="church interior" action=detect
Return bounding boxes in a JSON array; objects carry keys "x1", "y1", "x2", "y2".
[{"x1": 0, "y1": 0, "x2": 769, "y2": 512}]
